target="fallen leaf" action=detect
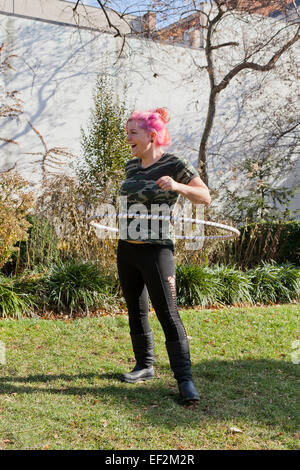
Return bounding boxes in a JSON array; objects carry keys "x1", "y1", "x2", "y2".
[{"x1": 229, "y1": 427, "x2": 243, "y2": 434}]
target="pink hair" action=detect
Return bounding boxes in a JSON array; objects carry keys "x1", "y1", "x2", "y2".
[{"x1": 126, "y1": 107, "x2": 171, "y2": 147}]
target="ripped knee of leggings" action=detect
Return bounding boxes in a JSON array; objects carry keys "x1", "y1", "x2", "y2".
[{"x1": 167, "y1": 275, "x2": 177, "y2": 306}]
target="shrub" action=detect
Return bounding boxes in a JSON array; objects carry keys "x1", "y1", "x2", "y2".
[
  {"x1": 0, "y1": 274, "x2": 36, "y2": 318},
  {"x1": 176, "y1": 264, "x2": 219, "y2": 307},
  {"x1": 247, "y1": 262, "x2": 300, "y2": 304},
  {"x1": 46, "y1": 260, "x2": 109, "y2": 315},
  {"x1": 176, "y1": 262, "x2": 299, "y2": 307},
  {"x1": 276, "y1": 264, "x2": 300, "y2": 303},
  {"x1": 77, "y1": 73, "x2": 131, "y2": 202},
  {"x1": 206, "y1": 264, "x2": 253, "y2": 305},
  {"x1": 35, "y1": 174, "x2": 119, "y2": 267},
  {"x1": 210, "y1": 221, "x2": 300, "y2": 268},
  {"x1": 176, "y1": 264, "x2": 253, "y2": 307},
  {"x1": 0, "y1": 172, "x2": 34, "y2": 269},
  {"x1": 2, "y1": 214, "x2": 58, "y2": 274}
]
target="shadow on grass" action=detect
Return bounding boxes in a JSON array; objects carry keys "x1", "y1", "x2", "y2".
[{"x1": 0, "y1": 359, "x2": 299, "y2": 431}]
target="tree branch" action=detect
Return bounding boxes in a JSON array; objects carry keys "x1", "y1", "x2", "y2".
[
  {"x1": 215, "y1": 28, "x2": 300, "y2": 93},
  {"x1": 211, "y1": 41, "x2": 239, "y2": 50},
  {"x1": 96, "y1": 0, "x2": 123, "y2": 38}
]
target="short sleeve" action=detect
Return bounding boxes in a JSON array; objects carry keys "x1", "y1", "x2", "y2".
[{"x1": 172, "y1": 156, "x2": 199, "y2": 185}]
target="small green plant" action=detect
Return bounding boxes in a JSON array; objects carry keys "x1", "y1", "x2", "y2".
[
  {"x1": 77, "y1": 73, "x2": 131, "y2": 202},
  {"x1": 276, "y1": 264, "x2": 300, "y2": 303},
  {"x1": 207, "y1": 264, "x2": 253, "y2": 305},
  {"x1": 176, "y1": 264, "x2": 220, "y2": 307},
  {"x1": 0, "y1": 274, "x2": 36, "y2": 318},
  {"x1": 247, "y1": 262, "x2": 300, "y2": 304},
  {"x1": 47, "y1": 260, "x2": 108, "y2": 315},
  {"x1": 3, "y1": 214, "x2": 58, "y2": 275}
]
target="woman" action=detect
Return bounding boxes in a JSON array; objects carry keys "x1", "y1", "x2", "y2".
[{"x1": 117, "y1": 108, "x2": 211, "y2": 404}]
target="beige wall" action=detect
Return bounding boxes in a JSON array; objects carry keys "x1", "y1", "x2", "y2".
[
  {"x1": 0, "y1": 7, "x2": 299, "y2": 217},
  {"x1": 0, "y1": 0, "x2": 139, "y2": 33}
]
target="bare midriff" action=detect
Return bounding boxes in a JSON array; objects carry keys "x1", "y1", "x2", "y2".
[{"x1": 124, "y1": 240, "x2": 149, "y2": 244}]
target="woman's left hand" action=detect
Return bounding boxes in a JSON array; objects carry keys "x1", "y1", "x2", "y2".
[{"x1": 156, "y1": 176, "x2": 179, "y2": 192}]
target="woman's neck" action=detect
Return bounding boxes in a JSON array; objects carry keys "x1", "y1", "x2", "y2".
[{"x1": 140, "y1": 149, "x2": 165, "y2": 168}]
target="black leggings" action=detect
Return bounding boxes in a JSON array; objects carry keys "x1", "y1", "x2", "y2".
[{"x1": 117, "y1": 240, "x2": 187, "y2": 341}]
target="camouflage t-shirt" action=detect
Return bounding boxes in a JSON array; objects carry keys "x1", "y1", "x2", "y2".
[{"x1": 119, "y1": 153, "x2": 199, "y2": 246}]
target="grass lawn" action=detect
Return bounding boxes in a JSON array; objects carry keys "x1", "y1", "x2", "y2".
[{"x1": 0, "y1": 304, "x2": 299, "y2": 450}]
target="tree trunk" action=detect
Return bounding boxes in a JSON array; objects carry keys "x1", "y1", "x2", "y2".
[{"x1": 198, "y1": 89, "x2": 217, "y2": 186}]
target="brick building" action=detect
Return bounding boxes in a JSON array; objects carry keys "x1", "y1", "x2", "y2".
[
  {"x1": 227, "y1": 0, "x2": 296, "y2": 17},
  {"x1": 141, "y1": 0, "x2": 298, "y2": 48}
]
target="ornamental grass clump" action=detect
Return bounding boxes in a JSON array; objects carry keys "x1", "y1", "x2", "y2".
[
  {"x1": 46, "y1": 260, "x2": 109, "y2": 315},
  {"x1": 247, "y1": 262, "x2": 300, "y2": 304},
  {"x1": 207, "y1": 264, "x2": 253, "y2": 306},
  {"x1": 0, "y1": 275, "x2": 36, "y2": 318},
  {"x1": 176, "y1": 264, "x2": 220, "y2": 307},
  {"x1": 276, "y1": 264, "x2": 300, "y2": 302}
]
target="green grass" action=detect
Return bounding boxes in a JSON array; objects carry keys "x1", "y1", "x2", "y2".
[{"x1": 0, "y1": 304, "x2": 299, "y2": 450}]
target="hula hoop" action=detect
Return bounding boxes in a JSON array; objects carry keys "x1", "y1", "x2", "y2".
[{"x1": 89, "y1": 213, "x2": 240, "y2": 240}]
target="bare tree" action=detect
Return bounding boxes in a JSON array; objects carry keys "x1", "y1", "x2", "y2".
[
  {"x1": 196, "y1": 0, "x2": 299, "y2": 184},
  {"x1": 71, "y1": 1, "x2": 299, "y2": 186},
  {"x1": 0, "y1": 42, "x2": 23, "y2": 148},
  {"x1": 0, "y1": 40, "x2": 77, "y2": 182}
]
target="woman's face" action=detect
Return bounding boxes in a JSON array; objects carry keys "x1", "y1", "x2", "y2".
[{"x1": 126, "y1": 120, "x2": 153, "y2": 158}]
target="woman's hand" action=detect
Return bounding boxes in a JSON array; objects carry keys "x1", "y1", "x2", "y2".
[
  {"x1": 156, "y1": 176, "x2": 179, "y2": 192},
  {"x1": 157, "y1": 175, "x2": 211, "y2": 204}
]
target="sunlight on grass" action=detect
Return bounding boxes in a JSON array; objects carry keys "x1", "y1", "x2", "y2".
[{"x1": 0, "y1": 304, "x2": 299, "y2": 450}]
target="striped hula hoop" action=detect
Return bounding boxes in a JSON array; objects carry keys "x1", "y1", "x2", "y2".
[{"x1": 89, "y1": 213, "x2": 240, "y2": 241}]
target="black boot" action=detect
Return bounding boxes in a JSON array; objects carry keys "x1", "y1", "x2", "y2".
[
  {"x1": 165, "y1": 339, "x2": 199, "y2": 404},
  {"x1": 122, "y1": 331, "x2": 155, "y2": 383}
]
